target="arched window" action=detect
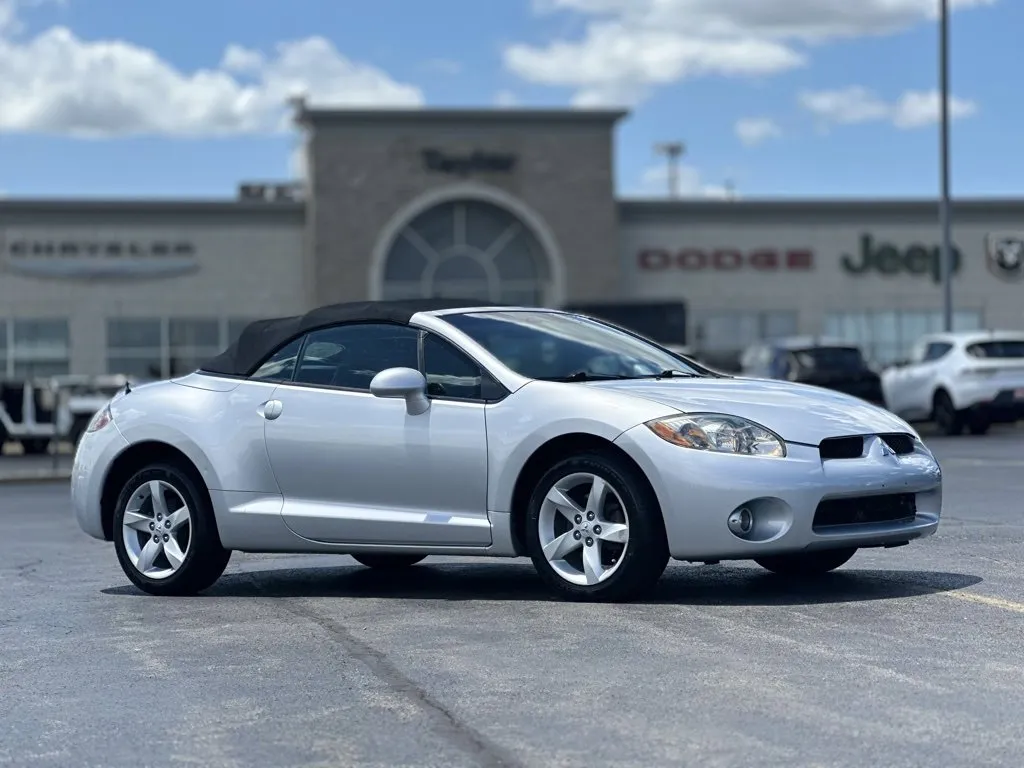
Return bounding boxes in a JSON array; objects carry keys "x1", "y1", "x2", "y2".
[{"x1": 380, "y1": 199, "x2": 552, "y2": 305}]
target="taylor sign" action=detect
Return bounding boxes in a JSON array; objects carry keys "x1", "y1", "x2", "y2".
[
  {"x1": 637, "y1": 247, "x2": 814, "y2": 271},
  {"x1": 1, "y1": 235, "x2": 199, "y2": 279}
]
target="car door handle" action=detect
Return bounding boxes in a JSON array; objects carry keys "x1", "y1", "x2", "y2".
[{"x1": 259, "y1": 399, "x2": 283, "y2": 420}]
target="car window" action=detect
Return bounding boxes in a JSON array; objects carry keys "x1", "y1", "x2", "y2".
[
  {"x1": 250, "y1": 337, "x2": 303, "y2": 381},
  {"x1": 294, "y1": 323, "x2": 419, "y2": 390},
  {"x1": 423, "y1": 334, "x2": 492, "y2": 400},
  {"x1": 923, "y1": 342, "x2": 953, "y2": 361},
  {"x1": 966, "y1": 340, "x2": 1024, "y2": 358},
  {"x1": 440, "y1": 310, "x2": 703, "y2": 381},
  {"x1": 791, "y1": 346, "x2": 866, "y2": 371}
]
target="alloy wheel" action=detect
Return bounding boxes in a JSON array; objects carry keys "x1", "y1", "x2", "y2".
[
  {"x1": 120, "y1": 480, "x2": 192, "y2": 580},
  {"x1": 538, "y1": 472, "x2": 630, "y2": 586}
]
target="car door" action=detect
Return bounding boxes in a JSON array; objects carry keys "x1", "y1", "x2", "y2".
[
  {"x1": 263, "y1": 321, "x2": 492, "y2": 547},
  {"x1": 903, "y1": 342, "x2": 954, "y2": 417},
  {"x1": 887, "y1": 342, "x2": 950, "y2": 418}
]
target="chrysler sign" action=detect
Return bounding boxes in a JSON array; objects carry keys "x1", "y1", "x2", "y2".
[
  {"x1": 637, "y1": 247, "x2": 814, "y2": 271},
  {"x1": 1, "y1": 234, "x2": 199, "y2": 279}
]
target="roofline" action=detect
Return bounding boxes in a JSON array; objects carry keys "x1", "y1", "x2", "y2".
[
  {"x1": 618, "y1": 197, "x2": 1024, "y2": 217},
  {"x1": 295, "y1": 106, "x2": 630, "y2": 127},
  {"x1": 0, "y1": 198, "x2": 305, "y2": 218}
]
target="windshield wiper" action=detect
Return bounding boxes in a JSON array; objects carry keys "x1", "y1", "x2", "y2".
[
  {"x1": 628, "y1": 369, "x2": 701, "y2": 380},
  {"x1": 537, "y1": 371, "x2": 634, "y2": 382}
]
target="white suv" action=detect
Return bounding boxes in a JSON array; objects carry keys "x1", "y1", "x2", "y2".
[{"x1": 881, "y1": 330, "x2": 1024, "y2": 435}]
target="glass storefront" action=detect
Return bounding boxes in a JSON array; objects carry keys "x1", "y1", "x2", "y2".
[
  {"x1": 823, "y1": 309, "x2": 985, "y2": 365},
  {"x1": 0, "y1": 318, "x2": 71, "y2": 378},
  {"x1": 106, "y1": 317, "x2": 254, "y2": 380}
]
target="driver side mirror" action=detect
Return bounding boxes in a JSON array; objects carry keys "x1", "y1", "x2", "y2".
[{"x1": 369, "y1": 367, "x2": 430, "y2": 415}]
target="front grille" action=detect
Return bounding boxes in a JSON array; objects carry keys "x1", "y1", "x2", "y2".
[
  {"x1": 819, "y1": 436, "x2": 864, "y2": 460},
  {"x1": 878, "y1": 433, "x2": 915, "y2": 455},
  {"x1": 819, "y1": 433, "x2": 916, "y2": 459},
  {"x1": 813, "y1": 493, "x2": 917, "y2": 530}
]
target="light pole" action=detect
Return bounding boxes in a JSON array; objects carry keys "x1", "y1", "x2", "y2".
[
  {"x1": 654, "y1": 142, "x2": 685, "y2": 197},
  {"x1": 939, "y1": 0, "x2": 953, "y2": 331}
]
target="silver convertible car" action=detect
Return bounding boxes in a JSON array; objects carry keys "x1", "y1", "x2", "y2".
[{"x1": 72, "y1": 299, "x2": 942, "y2": 601}]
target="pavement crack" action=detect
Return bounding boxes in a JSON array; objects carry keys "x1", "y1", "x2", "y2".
[{"x1": 243, "y1": 575, "x2": 524, "y2": 768}]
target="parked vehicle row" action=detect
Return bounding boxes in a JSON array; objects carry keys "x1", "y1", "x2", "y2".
[
  {"x1": 0, "y1": 374, "x2": 134, "y2": 452},
  {"x1": 738, "y1": 330, "x2": 1024, "y2": 436}
]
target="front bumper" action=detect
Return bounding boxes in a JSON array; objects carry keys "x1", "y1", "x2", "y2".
[
  {"x1": 614, "y1": 424, "x2": 941, "y2": 561},
  {"x1": 71, "y1": 422, "x2": 129, "y2": 541}
]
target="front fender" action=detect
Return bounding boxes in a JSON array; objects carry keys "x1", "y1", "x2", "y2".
[{"x1": 484, "y1": 382, "x2": 678, "y2": 513}]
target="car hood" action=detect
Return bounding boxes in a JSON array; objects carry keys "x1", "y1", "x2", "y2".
[{"x1": 587, "y1": 376, "x2": 914, "y2": 445}]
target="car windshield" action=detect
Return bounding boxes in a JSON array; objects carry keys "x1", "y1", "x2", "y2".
[
  {"x1": 966, "y1": 340, "x2": 1024, "y2": 358},
  {"x1": 792, "y1": 346, "x2": 866, "y2": 371},
  {"x1": 440, "y1": 310, "x2": 704, "y2": 381}
]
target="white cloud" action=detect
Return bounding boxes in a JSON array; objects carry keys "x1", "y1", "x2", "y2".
[
  {"x1": 799, "y1": 86, "x2": 977, "y2": 129},
  {"x1": 891, "y1": 89, "x2": 978, "y2": 127},
  {"x1": 631, "y1": 163, "x2": 732, "y2": 198},
  {"x1": 505, "y1": 0, "x2": 996, "y2": 106},
  {"x1": 735, "y1": 116, "x2": 781, "y2": 146},
  {"x1": 494, "y1": 89, "x2": 519, "y2": 107},
  {"x1": 0, "y1": 3, "x2": 424, "y2": 137}
]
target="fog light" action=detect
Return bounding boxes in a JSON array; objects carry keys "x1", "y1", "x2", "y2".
[{"x1": 728, "y1": 507, "x2": 753, "y2": 535}]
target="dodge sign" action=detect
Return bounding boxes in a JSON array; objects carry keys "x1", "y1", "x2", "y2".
[{"x1": 637, "y1": 247, "x2": 814, "y2": 271}]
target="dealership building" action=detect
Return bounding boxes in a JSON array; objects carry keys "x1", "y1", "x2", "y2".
[{"x1": 1, "y1": 105, "x2": 1023, "y2": 379}]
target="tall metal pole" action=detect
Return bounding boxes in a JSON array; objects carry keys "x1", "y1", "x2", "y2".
[
  {"x1": 654, "y1": 142, "x2": 685, "y2": 198},
  {"x1": 939, "y1": 0, "x2": 953, "y2": 331}
]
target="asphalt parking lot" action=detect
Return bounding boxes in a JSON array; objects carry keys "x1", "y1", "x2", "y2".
[{"x1": 2, "y1": 427, "x2": 1023, "y2": 768}]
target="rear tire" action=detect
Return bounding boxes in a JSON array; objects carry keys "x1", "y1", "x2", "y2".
[
  {"x1": 967, "y1": 412, "x2": 990, "y2": 435},
  {"x1": 933, "y1": 390, "x2": 963, "y2": 436},
  {"x1": 113, "y1": 463, "x2": 231, "y2": 596},
  {"x1": 351, "y1": 553, "x2": 426, "y2": 569},
  {"x1": 525, "y1": 450, "x2": 669, "y2": 602},
  {"x1": 754, "y1": 547, "x2": 857, "y2": 576}
]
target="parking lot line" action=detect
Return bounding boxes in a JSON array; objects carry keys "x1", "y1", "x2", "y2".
[
  {"x1": 943, "y1": 590, "x2": 1024, "y2": 614},
  {"x1": 940, "y1": 458, "x2": 1024, "y2": 467}
]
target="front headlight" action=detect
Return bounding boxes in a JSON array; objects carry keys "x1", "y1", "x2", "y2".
[
  {"x1": 86, "y1": 403, "x2": 113, "y2": 433},
  {"x1": 645, "y1": 413, "x2": 786, "y2": 457}
]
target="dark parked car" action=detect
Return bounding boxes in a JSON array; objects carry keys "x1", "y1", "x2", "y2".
[{"x1": 741, "y1": 337, "x2": 884, "y2": 404}]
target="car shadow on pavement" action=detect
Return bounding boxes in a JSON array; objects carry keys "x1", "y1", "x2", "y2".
[{"x1": 101, "y1": 561, "x2": 983, "y2": 606}]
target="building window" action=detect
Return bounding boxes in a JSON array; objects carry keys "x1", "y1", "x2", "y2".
[
  {"x1": 695, "y1": 311, "x2": 798, "y2": 368},
  {"x1": 168, "y1": 318, "x2": 221, "y2": 377},
  {"x1": 823, "y1": 310, "x2": 984, "y2": 365},
  {"x1": 106, "y1": 317, "x2": 259, "y2": 380},
  {"x1": 6, "y1": 318, "x2": 70, "y2": 378},
  {"x1": 107, "y1": 318, "x2": 163, "y2": 380},
  {"x1": 380, "y1": 199, "x2": 551, "y2": 305}
]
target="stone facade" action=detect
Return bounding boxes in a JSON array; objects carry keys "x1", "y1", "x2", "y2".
[{"x1": 299, "y1": 108, "x2": 625, "y2": 307}]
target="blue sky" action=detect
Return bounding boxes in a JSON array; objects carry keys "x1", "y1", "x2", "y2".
[{"x1": 0, "y1": 0, "x2": 1017, "y2": 199}]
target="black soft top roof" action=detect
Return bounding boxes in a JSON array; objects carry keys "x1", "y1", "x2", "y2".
[{"x1": 199, "y1": 298, "x2": 505, "y2": 377}]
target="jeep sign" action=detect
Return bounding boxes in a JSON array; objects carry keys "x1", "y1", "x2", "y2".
[{"x1": 840, "y1": 234, "x2": 962, "y2": 282}]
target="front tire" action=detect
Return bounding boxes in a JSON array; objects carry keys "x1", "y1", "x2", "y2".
[
  {"x1": 113, "y1": 463, "x2": 231, "y2": 596},
  {"x1": 754, "y1": 547, "x2": 857, "y2": 576},
  {"x1": 351, "y1": 553, "x2": 426, "y2": 569},
  {"x1": 525, "y1": 450, "x2": 669, "y2": 602}
]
